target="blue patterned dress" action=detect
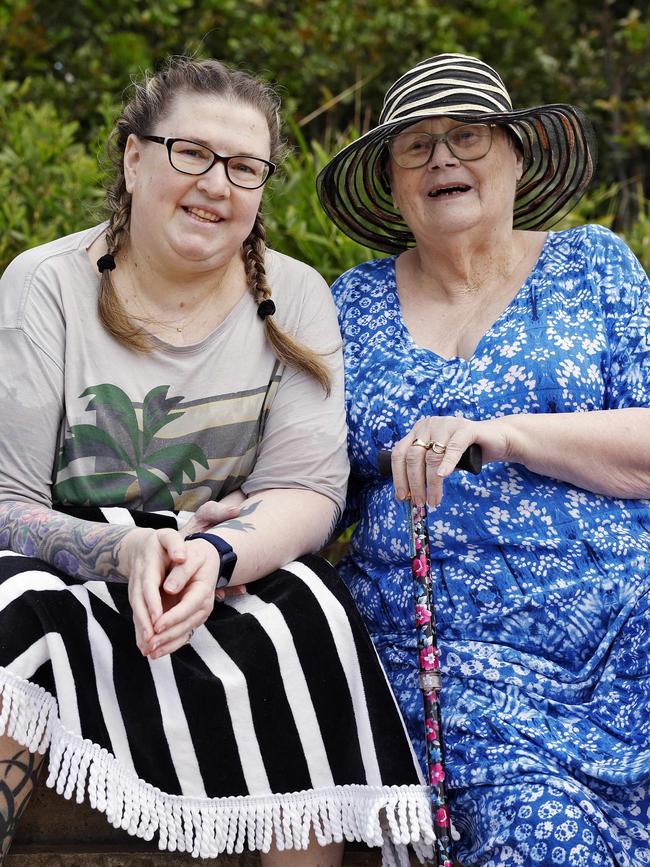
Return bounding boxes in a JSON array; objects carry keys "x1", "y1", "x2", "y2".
[{"x1": 331, "y1": 225, "x2": 650, "y2": 867}]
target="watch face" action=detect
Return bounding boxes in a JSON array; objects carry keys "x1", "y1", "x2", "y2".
[{"x1": 220, "y1": 549, "x2": 236, "y2": 568}]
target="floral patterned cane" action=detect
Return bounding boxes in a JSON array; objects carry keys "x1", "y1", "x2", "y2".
[
  {"x1": 408, "y1": 499, "x2": 453, "y2": 867},
  {"x1": 378, "y1": 444, "x2": 482, "y2": 867}
]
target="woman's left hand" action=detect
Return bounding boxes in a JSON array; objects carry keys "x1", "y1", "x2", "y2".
[
  {"x1": 147, "y1": 539, "x2": 221, "y2": 659},
  {"x1": 392, "y1": 414, "x2": 510, "y2": 508},
  {"x1": 179, "y1": 499, "x2": 247, "y2": 603}
]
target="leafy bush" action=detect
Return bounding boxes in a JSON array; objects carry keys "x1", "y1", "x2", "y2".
[
  {"x1": 265, "y1": 123, "x2": 381, "y2": 283},
  {"x1": 556, "y1": 180, "x2": 649, "y2": 273},
  {"x1": 622, "y1": 183, "x2": 650, "y2": 274},
  {"x1": 0, "y1": 80, "x2": 104, "y2": 268}
]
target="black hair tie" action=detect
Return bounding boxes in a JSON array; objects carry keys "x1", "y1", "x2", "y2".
[
  {"x1": 97, "y1": 253, "x2": 116, "y2": 273},
  {"x1": 257, "y1": 299, "x2": 276, "y2": 320}
]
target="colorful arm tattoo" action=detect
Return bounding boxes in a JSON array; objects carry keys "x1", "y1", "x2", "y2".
[{"x1": 0, "y1": 501, "x2": 132, "y2": 582}]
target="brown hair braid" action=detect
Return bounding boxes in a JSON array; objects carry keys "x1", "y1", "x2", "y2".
[
  {"x1": 98, "y1": 169, "x2": 150, "y2": 350},
  {"x1": 243, "y1": 214, "x2": 332, "y2": 395},
  {"x1": 98, "y1": 56, "x2": 332, "y2": 390}
]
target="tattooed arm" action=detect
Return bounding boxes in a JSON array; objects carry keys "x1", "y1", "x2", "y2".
[
  {"x1": 0, "y1": 498, "x2": 197, "y2": 656},
  {"x1": 0, "y1": 500, "x2": 136, "y2": 581},
  {"x1": 148, "y1": 489, "x2": 337, "y2": 644},
  {"x1": 165, "y1": 487, "x2": 338, "y2": 592},
  {"x1": 209, "y1": 488, "x2": 340, "y2": 578}
]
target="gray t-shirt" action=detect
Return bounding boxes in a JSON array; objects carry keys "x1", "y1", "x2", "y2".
[{"x1": 0, "y1": 224, "x2": 348, "y2": 514}]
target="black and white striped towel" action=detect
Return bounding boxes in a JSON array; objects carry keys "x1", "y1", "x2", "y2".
[{"x1": 0, "y1": 506, "x2": 434, "y2": 864}]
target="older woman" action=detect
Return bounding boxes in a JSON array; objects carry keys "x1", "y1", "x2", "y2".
[
  {"x1": 317, "y1": 54, "x2": 650, "y2": 866},
  {"x1": 0, "y1": 58, "x2": 434, "y2": 865}
]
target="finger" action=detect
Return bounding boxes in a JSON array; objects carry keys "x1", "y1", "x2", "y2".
[
  {"x1": 155, "y1": 572, "x2": 215, "y2": 634},
  {"x1": 182, "y1": 501, "x2": 240, "y2": 537},
  {"x1": 404, "y1": 442, "x2": 429, "y2": 506},
  {"x1": 151, "y1": 607, "x2": 196, "y2": 648},
  {"x1": 155, "y1": 589, "x2": 212, "y2": 636},
  {"x1": 141, "y1": 562, "x2": 164, "y2": 625},
  {"x1": 152, "y1": 616, "x2": 197, "y2": 647},
  {"x1": 391, "y1": 448, "x2": 409, "y2": 500},
  {"x1": 425, "y1": 449, "x2": 446, "y2": 508},
  {"x1": 149, "y1": 628, "x2": 195, "y2": 660},
  {"x1": 198, "y1": 500, "x2": 240, "y2": 523},
  {"x1": 391, "y1": 433, "x2": 421, "y2": 500},
  {"x1": 164, "y1": 539, "x2": 218, "y2": 595},
  {"x1": 129, "y1": 581, "x2": 156, "y2": 653},
  {"x1": 215, "y1": 584, "x2": 247, "y2": 602},
  {"x1": 436, "y1": 431, "x2": 473, "y2": 478},
  {"x1": 163, "y1": 544, "x2": 217, "y2": 594},
  {"x1": 153, "y1": 611, "x2": 205, "y2": 652},
  {"x1": 157, "y1": 528, "x2": 187, "y2": 564},
  {"x1": 163, "y1": 558, "x2": 199, "y2": 595}
]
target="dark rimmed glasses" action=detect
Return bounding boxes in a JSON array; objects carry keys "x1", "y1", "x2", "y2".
[
  {"x1": 142, "y1": 135, "x2": 276, "y2": 189},
  {"x1": 387, "y1": 122, "x2": 496, "y2": 168}
]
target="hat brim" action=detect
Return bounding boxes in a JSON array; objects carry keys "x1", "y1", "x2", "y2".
[{"x1": 316, "y1": 104, "x2": 597, "y2": 254}]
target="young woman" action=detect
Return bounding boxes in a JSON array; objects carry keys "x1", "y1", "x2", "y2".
[{"x1": 0, "y1": 57, "x2": 433, "y2": 865}]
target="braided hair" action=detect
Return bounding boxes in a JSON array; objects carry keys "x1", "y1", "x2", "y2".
[{"x1": 99, "y1": 56, "x2": 331, "y2": 391}]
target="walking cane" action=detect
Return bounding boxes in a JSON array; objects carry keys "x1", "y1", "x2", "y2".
[{"x1": 378, "y1": 444, "x2": 482, "y2": 867}]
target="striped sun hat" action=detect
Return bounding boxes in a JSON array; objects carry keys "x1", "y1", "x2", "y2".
[{"x1": 316, "y1": 53, "x2": 597, "y2": 254}]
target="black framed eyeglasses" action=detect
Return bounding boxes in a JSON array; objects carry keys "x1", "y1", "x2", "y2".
[
  {"x1": 141, "y1": 135, "x2": 276, "y2": 189},
  {"x1": 387, "y1": 122, "x2": 496, "y2": 168}
]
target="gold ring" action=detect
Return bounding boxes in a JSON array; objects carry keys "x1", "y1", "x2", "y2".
[
  {"x1": 430, "y1": 441, "x2": 446, "y2": 454},
  {"x1": 412, "y1": 437, "x2": 430, "y2": 449}
]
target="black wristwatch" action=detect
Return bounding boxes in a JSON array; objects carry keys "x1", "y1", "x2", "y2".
[{"x1": 185, "y1": 533, "x2": 238, "y2": 588}]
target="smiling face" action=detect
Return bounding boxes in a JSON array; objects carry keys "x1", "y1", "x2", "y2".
[
  {"x1": 123, "y1": 91, "x2": 271, "y2": 275},
  {"x1": 388, "y1": 116, "x2": 523, "y2": 245}
]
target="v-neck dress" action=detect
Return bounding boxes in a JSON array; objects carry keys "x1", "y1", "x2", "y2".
[{"x1": 331, "y1": 224, "x2": 650, "y2": 867}]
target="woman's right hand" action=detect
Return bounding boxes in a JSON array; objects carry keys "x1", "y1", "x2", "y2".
[
  {"x1": 180, "y1": 499, "x2": 247, "y2": 602},
  {"x1": 118, "y1": 527, "x2": 188, "y2": 656},
  {"x1": 180, "y1": 500, "x2": 240, "y2": 538}
]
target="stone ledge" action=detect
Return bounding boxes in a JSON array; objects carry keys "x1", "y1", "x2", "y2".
[
  {"x1": 11, "y1": 783, "x2": 383, "y2": 866},
  {"x1": 7, "y1": 851, "x2": 249, "y2": 867},
  {"x1": 7, "y1": 845, "x2": 382, "y2": 867}
]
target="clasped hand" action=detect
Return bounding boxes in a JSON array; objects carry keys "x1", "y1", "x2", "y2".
[{"x1": 120, "y1": 501, "x2": 243, "y2": 659}]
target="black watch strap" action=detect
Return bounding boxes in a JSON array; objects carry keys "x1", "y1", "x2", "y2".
[{"x1": 185, "y1": 533, "x2": 237, "y2": 588}]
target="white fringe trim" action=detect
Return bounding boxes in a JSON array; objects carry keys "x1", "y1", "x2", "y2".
[{"x1": 0, "y1": 668, "x2": 435, "y2": 865}]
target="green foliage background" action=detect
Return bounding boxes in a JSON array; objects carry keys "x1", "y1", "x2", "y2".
[{"x1": 1, "y1": 0, "x2": 649, "y2": 275}]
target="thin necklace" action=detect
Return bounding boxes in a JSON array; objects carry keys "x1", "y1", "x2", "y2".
[
  {"x1": 124, "y1": 262, "x2": 235, "y2": 335},
  {"x1": 130, "y1": 286, "x2": 219, "y2": 334}
]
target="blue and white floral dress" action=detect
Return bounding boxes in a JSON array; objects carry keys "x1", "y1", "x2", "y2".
[{"x1": 331, "y1": 224, "x2": 650, "y2": 867}]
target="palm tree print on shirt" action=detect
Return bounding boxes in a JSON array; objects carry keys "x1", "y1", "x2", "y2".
[{"x1": 53, "y1": 384, "x2": 209, "y2": 510}]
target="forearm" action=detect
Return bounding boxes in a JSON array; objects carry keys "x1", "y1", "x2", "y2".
[
  {"x1": 0, "y1": 499, "x2": 133, "y2": 581},
  {"x1": 491, "y1": 408, "x2": 650, "y2": 498},
  {"x1": 200, "y1": 488, "x2": 338, "y2": 586}
]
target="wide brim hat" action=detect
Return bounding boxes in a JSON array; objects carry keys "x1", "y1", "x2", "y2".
[{"x1": 316, "y1": 53, "x2": 597, "y2": 254}]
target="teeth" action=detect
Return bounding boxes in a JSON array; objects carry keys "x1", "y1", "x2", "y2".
[
  {"x1": 429, "y1": 185, "x2": 470, "y2": 197},
  {"x1": 187, "y1": 207, "x2": 220, "y2": 222}
]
